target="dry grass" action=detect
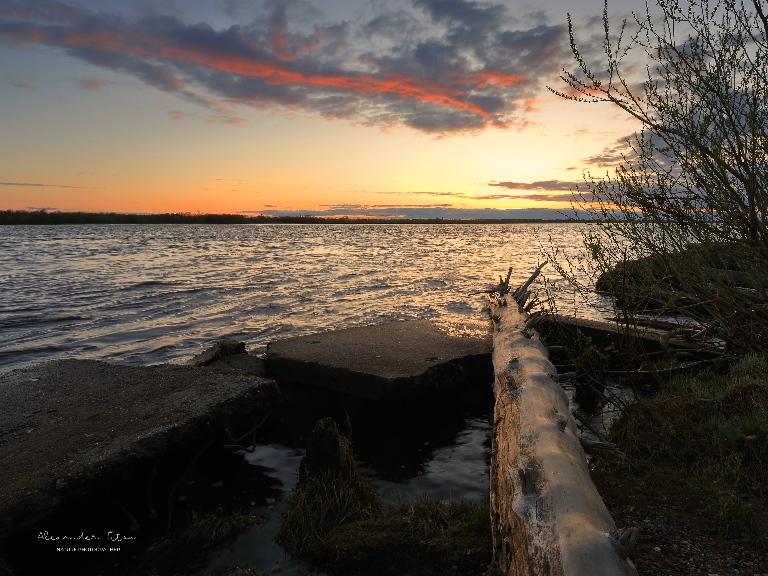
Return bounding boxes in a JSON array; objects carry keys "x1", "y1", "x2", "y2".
[
  {"x1": 181, "y1": 508, "x2": 264, "y2": 543},
  {"x1": 300, "y1": 497, "x2": 493, "y2": 576},
  {"x1": 275, "y1": 421, "x2": 380, "y2": 555},
  {"x1": 136, "y1": 509, "x2": 264, "y2": 576},
  {"x1": 216, "y1": 568, "x2": 266, "y2": 576}
]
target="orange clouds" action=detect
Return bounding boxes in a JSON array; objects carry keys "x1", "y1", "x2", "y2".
[{"x1": 0, "y1": 1, "x2": 569, "y2": 134}]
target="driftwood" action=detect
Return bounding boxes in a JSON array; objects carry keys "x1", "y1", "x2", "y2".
[{"x1": 488, "y1": 266, "x2": 638, "y2": 576}]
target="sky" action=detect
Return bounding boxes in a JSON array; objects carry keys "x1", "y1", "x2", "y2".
[{"x1": 0, "y1": 0, "x2": 644, "y2": 219}]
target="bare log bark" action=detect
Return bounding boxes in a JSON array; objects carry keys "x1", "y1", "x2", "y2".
[{"x1": 488, "y1": 269, "x2": 638, "y2": 576}]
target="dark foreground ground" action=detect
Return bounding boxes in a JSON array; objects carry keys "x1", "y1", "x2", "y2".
[
  {"x1": 1, "y1": 316, "x2": 765, "y2": 576},
  {"x1": 598, "y1": 477, "x2": 767, "y2": 575}
]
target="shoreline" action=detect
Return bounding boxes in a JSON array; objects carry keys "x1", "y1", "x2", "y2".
[
  {"x1": 0, "y1": 209, "x2": 590, "y2": 225},
  {"x1": 2, "y1": 318, "x2": 765, "y2": 575}
]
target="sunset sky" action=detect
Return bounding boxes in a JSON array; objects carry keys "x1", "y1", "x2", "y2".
[{"x1": 0, "y1": 0, "x2": 642, "y2": 218}]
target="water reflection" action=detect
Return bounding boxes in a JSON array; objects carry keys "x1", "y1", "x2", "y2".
[{"x1": 203, "y1": 393, "x2": 493, "y2": 575}]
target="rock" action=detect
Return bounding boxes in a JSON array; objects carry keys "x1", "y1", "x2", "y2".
[
  {"x1": 208, "y1": 352, "x2": 266, "y2": 374},
  {"x1": 188, "y1": 341, "x2": 247, "y2": 367}
]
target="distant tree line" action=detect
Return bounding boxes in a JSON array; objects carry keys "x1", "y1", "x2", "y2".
[
  {"x1": 0, "y1": 210, "x2": 568, "y2": 225},
  {"x1": 0, "y1": 210, "x2": 273, "y2": 225}
]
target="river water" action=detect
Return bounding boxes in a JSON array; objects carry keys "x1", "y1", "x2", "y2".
[{"x1": 0, "y1": 222, "x2": 607, "y2": 372}]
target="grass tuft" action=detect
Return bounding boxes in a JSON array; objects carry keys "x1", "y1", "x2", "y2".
[
  {"x1": 181, "y1": 508, "x2": 263, "y2": 543},
  {"x1": 275, "y1": 420, "x2": 380, "y2": 555},
  {"x1": 302, "y1": 497, "x2": 493, "y2": 576},
  {"x1": 276, "y1": 418, "x2": 492, "y2": 575}
]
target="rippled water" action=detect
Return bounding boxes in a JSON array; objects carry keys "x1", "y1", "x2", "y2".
[{"x1": 0, "y1": 223, "x2": 606, "y2": 372}]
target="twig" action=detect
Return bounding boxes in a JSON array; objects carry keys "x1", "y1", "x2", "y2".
[
  {"x1": 470, "y1": 267, "x2": 515, "y2": 297},
  {"x1": 223, "y1": 409, "x2": 272, "y2": 452},
  {"x1": 523, "y1": 311, "x2": 546, "y2": 336},
  {"x1": 513, "y1": 262, "x2": 547, "y2": 307},
  {"x1": 578, "y1": 437, "x2": 629, "y2": 463},
  {"x1": 572, "y1": 411, "x2": 609, "y2": 444}
]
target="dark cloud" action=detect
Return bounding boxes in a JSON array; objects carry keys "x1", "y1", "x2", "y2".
[
  {"x1": 363, "y1": 10, "x2": 423, "y2": 38},
  {"x1": 320, "y1": 202, "x2": 454, "y2": 209},
  {"x1": 486, "y1": 180, "x2": 608, "y2": 202},
  {"x1": 581, "y1": 133, "x2": 677, "y2": 171},
  {"x1": 582, "y1": 137, "x2": 634, "y2": 168},
  {"x1": 375, "y1": 189, "x2": 469, "y2": 198},
  {"x1": 368, "y1": 186, "x2": 587, "y2": 202},
  {"x1": 415, "y1": 0, "x2": 505, "y2": 28},
  {"x1": 0, "y1": 0, "x2": 569, "y2": 134},
  {"x1": 498, "y1": 24, "x2": 568, "y2": 70},
  {"x1": 479, "y1": 192, "x2": 605, "y2": 202},
  {"x1": 488, "y1": 180, "x2": 584, "y2": 191},
  {"x1": 0, "y1": 181, "x2": 81, "y2": 188}
]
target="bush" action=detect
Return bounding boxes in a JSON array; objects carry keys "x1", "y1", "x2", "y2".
[{"x1": 552, "y1": 0, "x2": 768, "y2": 353}]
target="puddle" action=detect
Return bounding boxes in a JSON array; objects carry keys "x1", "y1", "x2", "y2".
[
  {"x1": 199, "y1": 389, "x2": 493, "y2": 575},
  {"x1": 201, "y1": 443, "x2": 309, "y2": 576},
  {"x1": 369, "y1": 416, "x2": 491, "y2": 508}
]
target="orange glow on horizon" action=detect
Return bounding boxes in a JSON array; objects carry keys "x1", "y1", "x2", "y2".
[{"x1": 0, "y1": 182, "x2": 578, "y2": 215}]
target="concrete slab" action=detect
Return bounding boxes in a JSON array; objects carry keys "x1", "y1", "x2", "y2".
[
  {"x1": 0, "y1": 360, "x2": 278, "y2": 539},
  {"x1": 265, "y1": 320, "x2": 492, "y2": 401}
]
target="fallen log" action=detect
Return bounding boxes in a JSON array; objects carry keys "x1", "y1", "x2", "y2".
[{"x1": 488, "y1": 266, "x2": 638, "y2": 576}]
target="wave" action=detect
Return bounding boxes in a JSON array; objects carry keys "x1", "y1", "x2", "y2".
[
  {"x1": 0, "y1": 315, "x2": 87, "y2": 329},
  {"x1": 118, "y1": 280, "x2": 175, "y2": 291}
]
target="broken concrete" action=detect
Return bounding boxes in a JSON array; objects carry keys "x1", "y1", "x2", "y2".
[
  {"x1": 265, "y1": 320, "x2": 491, "y2": 401},
  {"x1": 0, "y1": 359, "x2": 278, "y2": 540},
  {"x1": 0, "y1": 321, "x2": 491, "y2": 543}
]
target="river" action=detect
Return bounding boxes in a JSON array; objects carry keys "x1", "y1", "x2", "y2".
[{"x1": 0, "y1": 222, "x2": 608, "y2": 372}]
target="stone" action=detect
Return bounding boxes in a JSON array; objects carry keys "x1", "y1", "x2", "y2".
[{"x1": 187, "y1": 341, "x2": 247, "y2": 367}]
